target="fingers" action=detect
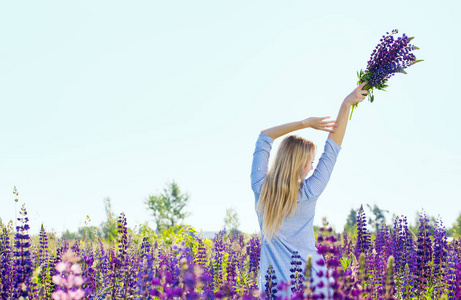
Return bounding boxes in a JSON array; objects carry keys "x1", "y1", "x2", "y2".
[
  {"x1": 357, "y1": 81, "x2": 368, "y2": 89},
  {"x1": 322, "y1": 127, "x2": 336, "y2": 133}
]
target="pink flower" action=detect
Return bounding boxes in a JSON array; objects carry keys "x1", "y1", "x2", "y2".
[
  {"x1": 52, "y1": 275, "x2": 66, "y2": 286},
  {"x1": 68, "y1": 289, "x2": 85, "y2": 300},
  {"x1": 56, "y1": 262, "x2": 69, "y2": 273},
  {"x1": 52, "y1": 290, "x2": 70, "y2": 300},
  {"x1": 70, "y1": 263, "x2": 82, "y2": 275}
]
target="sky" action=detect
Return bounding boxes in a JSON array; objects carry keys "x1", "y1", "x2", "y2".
[{"x1": 1, "y1": 0, "x2": 460, "y2": 236}]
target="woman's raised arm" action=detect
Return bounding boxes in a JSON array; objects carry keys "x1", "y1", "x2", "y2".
[
  {"x1": 261, "y1": 117, "x2": 336, "y2": 140},
  {"x1": 328, "y1": 82, "x2": 368, "y2": 146}
]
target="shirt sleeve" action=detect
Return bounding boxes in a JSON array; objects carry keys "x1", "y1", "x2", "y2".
[
  {"x1": 302, "y1": 137, "x2": 341, "y2": 200},
  {"x1": 250, "y1": 133, "x2": 274, "y2": 195}
]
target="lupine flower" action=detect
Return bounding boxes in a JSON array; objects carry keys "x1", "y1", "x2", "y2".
[
  {"x1": 81, "y1": 253, "x2": 95, "y2": 297},
  {"x1": 444, "y1": 245, "x2": 458, "y2": 299},
  {"x1": 454, "y1": 257, "x2": 461, "y2": 299},
  {"x1": 13, "y1": 204, "x2": 33, "y2": 299},
  {"x1": 0, "y1": 227, "x2": 13, "y2": 299},
  {"x1": 195, "y1": 239, "x2": 207, "y2": 267},
  {"x1": 51, "y1": 250, "x2": 85, "y2": 300},
  {"x1": 375, "y1": 222, "x2": 392, "y2": 259},
  {"x1": 263, "y1": 264, "x2": 277, "y2": 300},
  {"x1": 248, "y1": 234, "x2": 260, "y2": 275},
  {"x1": 350, "y1": 29, "x2": 422, "y2": 119},
  {"x1": 355, "y1": 205, "x2": 371, "y2": 258},
  {"x1": 226, "y1": 250, "x2": 238, "y2": 287},
  {"x1": 136, "y1": 253, "x2": 156, "y2": 299},
  {"x1": 38, "y1": 224, "x2": 49, "y2": 267},
  {"x1": 289, "y1": 251, "x2": 304, "y2": 295},
  {"x1": 415, "y1": 211, "x2": 433, "y2": 296}
]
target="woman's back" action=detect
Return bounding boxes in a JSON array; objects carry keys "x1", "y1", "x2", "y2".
[{"x1": 251, "y1": 133, "x2": 341, "y2": 293}]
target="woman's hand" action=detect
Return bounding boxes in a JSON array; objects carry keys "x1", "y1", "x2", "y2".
[
  {"x1": 303, "y1": 117, "x2": 337, "y2": 133},
  {"x1": 343, "y1": 81, "x2": 369, "y2": 106}
]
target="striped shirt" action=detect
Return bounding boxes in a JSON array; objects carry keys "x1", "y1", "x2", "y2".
[{"x1": 250, "y1": 133, "x2": 341, "y2": 296}]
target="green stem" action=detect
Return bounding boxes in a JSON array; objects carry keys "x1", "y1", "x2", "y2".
[{"x1": 349, "y1": 103, "x2": 358, "y2": 120}]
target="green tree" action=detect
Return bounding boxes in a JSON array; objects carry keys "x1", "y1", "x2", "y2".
[
  {"x1": 100, "y1": 197, "x2": 118, "y2": 241},
  {"x1": 447, "y1": 212, "x2": 461, "y2": 237},
  {"x1": 224, "y1": 207, "x2": 240, "y2": 234},
  {"x1": 367, "y1": 204, "x2": 389, "y2": 235},
  {"x1": 145, "y1": 181, "x2": 190, "y2": 232},
  {"x1": 344, "y1": 208, "x2": 358, "y2": 235}
]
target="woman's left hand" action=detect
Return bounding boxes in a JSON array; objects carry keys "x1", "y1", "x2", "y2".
[{"x1": 303, "y1": 117, "x2": 337, "y2": 133}]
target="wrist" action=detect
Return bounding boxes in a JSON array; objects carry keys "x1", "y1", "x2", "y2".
[
  {"x1": 300, "y1": 118, "x2": 311, "y2": 129},
  {"x1": 341, "y1": 100, "x2": 352, "y2": 109}
]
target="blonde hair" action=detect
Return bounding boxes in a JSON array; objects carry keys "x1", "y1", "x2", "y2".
[{"x1": 257, "y1": 135, "x2": 315, "y2": 241}]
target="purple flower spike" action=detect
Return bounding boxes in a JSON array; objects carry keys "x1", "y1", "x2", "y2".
[
  {"x1": 415, "y1": 211, "x2": 433, "y2": 297},
  {"x1": 355, "y1": 205, "x2": 371, "y2": 258},
  {"x1": 350, "y1": 29, "x2": 422, "y2": 119},
  {"x1": 13, "y1": 204, "x2": 33, "y2": 299}
]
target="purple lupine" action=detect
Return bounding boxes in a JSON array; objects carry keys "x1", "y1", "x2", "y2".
[
  {"x1": 432, "y1": 219, "x2": 448, "y2": 277},
  {"x1": 107, "y1": 244, "x2": 121, "y2": 299},
  {"x1": 93, "y1": 239, "x2": 109, "y2": 295},
  {"x1": 71, "y1": 240, "x2": 80, "y2": 257},
  {"x1": 432, "y1": 218, "x2": 448, "y2": 298},
  {"x1": 117, "y1": 212, "x2": 129, "y2": 265},
  {"x1": 36, "y1": 224, "x2": 54, "y2": 299},
  {"x1": 364, "y1": 30, "x2": 421, "y2": 86},
  {"x1": 444, "y1": 245, "x2": 458, "y2": 299},
  {"x1": 310, "y1": 223, "x2": 344, "y2": 299},
  {"x1": 263, "y1": 264, "x2": 277, "y2": 300},
  {"x1": 140, "y1": 236, "x2": 152, "y2": 258},
  {"x1": 375, "y1": 223, "x2": 392, "y2": 259},
  {"x1": 226, "y1": 250, "x2": 238, "y2": 288},
  {"x1": 289, "y1": 251, "x2": 304, "y2": 295},
  {"x1": 195, "y1": 239, "x2": 207, "y2": 267},
  {"x1": 350, "y1": 29, "x2": 422, "y2": 119},
  {"x1": 392, "y1": 215, "x2": 416, "y2": 275},
  {"x1": 136, "y1": 252, "x2": 156, "y2": 299},
  {"x1": 415, "y1": 211, "x2": 433, "y2": 296},
  {"x1": 13, "y1": 204, "x2": 33, "y2": 299},
  {"x1": 383, "y1": 256, "x2": 396, "y2": 298},
  {"x1": 0, "y1": 227, "x2": 14, "y2": 299},
  {"x1": 355, "y1": 205, "x2": 371, "y2": 258},
  {"x1": 454, "y1": 257, "x2": 461, "y2": 299},
  {"x1": 116, "y1": 212, "x2": 132, "y2": 297},
  {"x1": 401, "y1": 262, "x2": 415, "y2": 299},
  {"x1": 212, "y1": 243, "x2": 224, "y2": 290},
  {"x1": 81, "y1": 252, "x2": 95, "y2": 297},
  {"x1": 391, "y1": 216, "x2": 405, "y2": 272},
  {"x1": 38, "y1": 224, "x2": 48, "y2": 267},
  {"x1": 248, "y1": 234, "x2": 261, "y2": 275},
  {"x1": 181, "y1": 262, "x2": 202, "y2": 300}
]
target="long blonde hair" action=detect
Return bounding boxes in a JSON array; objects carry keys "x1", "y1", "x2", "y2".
[{"x1": 257, "y1": 135, "x2": 315, "y2": 241}]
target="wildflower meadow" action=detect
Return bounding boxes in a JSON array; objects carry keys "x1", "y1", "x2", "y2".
[{"x1": 1, "y1": 202, "x2": 461, "y2": 300}]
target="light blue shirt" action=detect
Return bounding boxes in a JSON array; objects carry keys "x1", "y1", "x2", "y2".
[{"x1": 250, "y1": 133, "x2": 341, "y2": 295}]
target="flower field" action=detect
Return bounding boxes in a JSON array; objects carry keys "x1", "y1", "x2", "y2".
[{"x1": 1, "y1": 204, "x2": 461, "y2": 300}]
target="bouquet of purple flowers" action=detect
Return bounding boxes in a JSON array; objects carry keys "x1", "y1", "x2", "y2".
[{"x1": 350, "y1": 29, "x2": 422, "y2": 119}]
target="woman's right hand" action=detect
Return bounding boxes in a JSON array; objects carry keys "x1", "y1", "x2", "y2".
[{"x1": 343, "y1": 82, "x2": 369, "y2": 106}]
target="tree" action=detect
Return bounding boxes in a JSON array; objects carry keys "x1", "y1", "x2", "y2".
[
  {"x1": 447, "y1": 213, "x2": 461, "y2": 237},
  {"x1": 100, "y1": 197, "x2": 118, "y2": 241},
  {"x1": 145, "y1": 181, "x2": 190, "y2": 232},
  {"x1": 367, "y1": 204, "x2": 389, "y2": 235},
  {"x1": 224, "y1": 208, "x2": 240, "y2": 234},
  {"x1": 344, "y1": 208, "x2": 358, "y2": 235}
]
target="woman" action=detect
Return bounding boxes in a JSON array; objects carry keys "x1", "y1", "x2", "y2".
[{"x1": 250, "y1": 82, "x2": 368, "y2": 297}]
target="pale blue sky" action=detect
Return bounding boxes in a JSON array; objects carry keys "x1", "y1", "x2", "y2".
[{"x1": 1, "y1": 1, "x2": 460, "y2": 235}]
